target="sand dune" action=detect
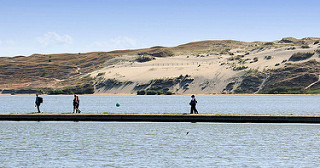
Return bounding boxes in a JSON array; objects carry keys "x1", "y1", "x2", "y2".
[
  {"x1": 91, "y1": 43, "x2": 320, "y2": 94},
  {"x1": 1, "y1": 37, "x2": 319, "y2": 95}
]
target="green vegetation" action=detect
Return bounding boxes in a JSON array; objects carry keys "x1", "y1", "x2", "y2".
[
  {"x1": 289, "y1": 52, "x2": 314, "y2": 61},
  {"x1": 244, "y1": 68, "x2": 259, "y2": 75},
  {"x1": 233, "y1": 66, "x2": 248, "y2": 71},
  {"x1": 46, "y1": 75, "x2": 95, "y2": 95},
  {"x1": 146, "y1": 90, "x2": 158, "y2": 95},
  {"x1": 136, "y1": 55, "x2": 154, "y2": 62},
  {"x1": 228, "y1": 55, "x2": 248, "y2": 64},
  {"x1": 264, "y1": 42, "x2": 274, "y2": 45},
  {"x1": 280, "y1": 37, "x2": 298, "y2": 43},
  {"x1": 301, "y1": 45, "x2": 310, "y2": 49},
  {"x1": 137, "y1": 90, "x2": 146, "y2": 95},
  {"x1": 220, "y1": 48, "x2": 232, "y2": 55},
  {"x1": 228, "y1": 55, "x2": 244, "y2": 61},
  {"x1": 264, "y1": 56, "x2": 272, "y2": 60},
  {"x1": 138, "y1": 49, "x2": 174, "y2": 57},
  {"x1": 47, "y1": 83, "x2": 94, "y2": 95},
  {"x1": 95, "y1": 78, "x2": 133, "y2": 90},
  {"x1": 238, "y1": 59, "x2": 249, "y2": 64},
  {"x1": 286, "y1": 47, "x2": 296, "y2": 50},
  {"x1": 304, "y1": 89, "x2": 320, "y2": 94},
  {"x1": 233, "y1": 88, "x2": 246, "y2": 94},
  {"x1": 135, "y1": 83, "x2": 150, "y2": 88},
  {"x1": 97, "y1": 72, "x2": 105, "y2": 77},
  {"x1": 137, "y1": 90, "x2": 174, "y2": 95},
  {"x1": 259, "y1": 86, "x2": 305, "y2": 94}
]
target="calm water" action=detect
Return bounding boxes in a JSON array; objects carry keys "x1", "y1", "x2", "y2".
[
  {"x1": 1, "y1": 95, "x2": 320, "y2": 167},
  {"x1": 1, "y1": 122, "x2": 320, "y2": 167},
  {"x1": 1, "y1": 95, "x2": 320, "y2": 115}
]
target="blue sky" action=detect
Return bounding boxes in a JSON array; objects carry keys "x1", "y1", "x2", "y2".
[{"x1": 0, "y1": 0, "x2": 319, "y2": 57}]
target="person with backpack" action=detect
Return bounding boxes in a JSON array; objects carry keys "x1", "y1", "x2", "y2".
[
  {"x1": 35, "y1": 94, "x2": 43, "y2": 113},
  {"x1": 189, "y1": 95, "x2": 198, "y2": 114},
  {"x1": 73, "y1": 94, "x2": 81, "y2": 113}
]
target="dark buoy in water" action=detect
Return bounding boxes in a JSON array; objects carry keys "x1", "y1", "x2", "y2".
[{"x1": 116, "y1": 103, "x2": 120, "y2": 107}]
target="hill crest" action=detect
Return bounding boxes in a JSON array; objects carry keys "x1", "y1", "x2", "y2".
[{"x1": 1, "y1": 37, "x2": 320, "y2": 94}]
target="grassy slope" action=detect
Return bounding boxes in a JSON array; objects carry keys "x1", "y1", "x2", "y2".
[{"x1": 0, "y1": 37, "x2": 319, "y2": 94}]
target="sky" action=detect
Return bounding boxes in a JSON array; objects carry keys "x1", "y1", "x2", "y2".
[{"x1": 0, "y1": 0, "x2": 319, "y2": 57}]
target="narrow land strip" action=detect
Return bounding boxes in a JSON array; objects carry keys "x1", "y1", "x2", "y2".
[{"x1": 1, "y1": 113, "x2": 320, "y2": 123}]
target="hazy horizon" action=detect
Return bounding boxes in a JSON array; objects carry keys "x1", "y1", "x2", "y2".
[{"x1": 1, "y1": 0, "x2": 319, "y2": 57}]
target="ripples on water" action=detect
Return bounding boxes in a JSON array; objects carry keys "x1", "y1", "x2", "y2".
[
  {"x1": 1, "y1": 122, "x2": 320, "y2": 167},
  {"x1": 1, "y1": 95, "x2": 320, "y2": 167}
]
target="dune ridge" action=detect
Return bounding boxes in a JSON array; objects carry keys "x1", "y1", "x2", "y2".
[{"x1": 1, "y1": 37, "x2": 320, "y2": 94}]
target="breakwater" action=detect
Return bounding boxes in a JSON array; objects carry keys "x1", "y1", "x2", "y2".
[{"x1": 1, "y1": 113, "x2": 320, "y2": 123}]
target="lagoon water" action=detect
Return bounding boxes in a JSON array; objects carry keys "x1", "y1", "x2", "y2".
[
  {"x1": 1, "y1": 95, "x2": 320, "y2": 115},
  {"x1": 1, "y1": 122, "x2": 320, "y2": 167},
  {"x1": 1, "y1": 95, "x2": 320, "y2": 167}
]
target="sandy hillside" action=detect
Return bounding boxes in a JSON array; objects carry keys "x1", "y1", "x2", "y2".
[
  {"x1": 1, "y1": 37, "x2": 319, "y2": 95},
  {"x1": 90, "y1": 42, "x2": 320, "y2": 94}
]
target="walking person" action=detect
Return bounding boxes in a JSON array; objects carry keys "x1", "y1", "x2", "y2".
[
  {"x1": 76, "y1": 95, "x2": 81, "y2": 113},
  {"x1": 73, "y1": 94, "x2": 77, "y2": 113},
  {"x1": 35, "y1": 94, "x2": 43, "y2": 113},
  {"x1": 189, "y1": 95, "x2": 198, "y2": 114},
  {"x1": 73, "y1": 94, "x2": 81, "y2": 113}
]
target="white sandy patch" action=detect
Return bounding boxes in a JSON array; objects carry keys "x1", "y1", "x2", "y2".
[{"x1": 91, "y1": 44, "x2": 320, "y2": 94}]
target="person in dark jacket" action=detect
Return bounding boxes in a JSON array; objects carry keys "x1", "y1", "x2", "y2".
[
  {"x1": 73, "y1": 94, "x2": 81, "y2": 113},
  {"x1": 73, "y1": 94, "x2": 80, "y2": 113},
  {"x1": 73, "y1": 94, "x2": 77, "y2": 113},
  {"x1": 189, "y1": 95, "x2": 198, "y2": 114},
  {"x1": 35, "y1": 94, "x2": 41, "y2": 113}
]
